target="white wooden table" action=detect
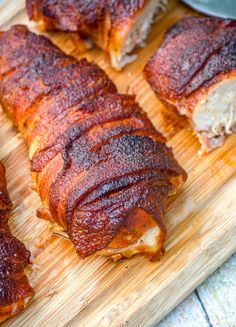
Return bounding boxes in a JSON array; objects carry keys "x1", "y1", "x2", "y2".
[{"x1": 158, "y1": 253, "x2": 236, "y2": 326}]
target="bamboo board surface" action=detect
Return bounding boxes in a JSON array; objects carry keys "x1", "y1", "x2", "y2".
[{"x1": 0, "y1": 1, "x2": 235, "y2": 326}]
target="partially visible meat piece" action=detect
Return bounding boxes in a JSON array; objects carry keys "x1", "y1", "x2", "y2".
[
  {"x1": 144, "y1": 16, "x2": 236, "y2": 152},
  {"x1": 26, "y1": 0, "x2": 167, "y2": 70},
  {"x1": 0, "y1": 162, "x2": 33, "y2": 323},
  {"x1": 0, "y1": 25, "x2": 187, "y2": 261}
]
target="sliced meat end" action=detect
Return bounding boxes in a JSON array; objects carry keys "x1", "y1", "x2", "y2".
[
  {"x1": 97, "y1": 175, "x2": 184, "y2": 261},
  {"x1": 0, "y1": 297, "x2": 31, "y2": 323},
  {"x1": 97, "y1": 209, "x2": 165, "y2": 261},
  {"x1": 109, "y1": 0, "x2": 167, "y2": 70},
  {"x1": 192, "y1": 75, "x2": 236, "y2": 153}
]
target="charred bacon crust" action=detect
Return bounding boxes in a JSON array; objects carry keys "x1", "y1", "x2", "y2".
[
  {"x1": 0, "y1": 162, "x2": 33, "y2": 313},
  {"x1": 0, "y1": 25, "x2": 186, "y2": 258},
  {"x1": 0, "y1": 163, "x2": 12, "y2": 211},
  {"x1": 144, "y1": 16, "x2": 236, "y2": 108},
  {"x1": 26, "y1": 0, "x2": 150, "y2": 47}
]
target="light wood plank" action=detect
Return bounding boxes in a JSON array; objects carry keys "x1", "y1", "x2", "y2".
[
  {"x1": 66, "y1": 176, "x2": 236, "y2": 327},
  {"x1": 0, "y1": 0, "x2": 25, "y2": 27}
]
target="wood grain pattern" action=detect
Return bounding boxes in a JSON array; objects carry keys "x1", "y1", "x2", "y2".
[{"x1": 0, "y1": 1, "x2": 235, "y2": 326}]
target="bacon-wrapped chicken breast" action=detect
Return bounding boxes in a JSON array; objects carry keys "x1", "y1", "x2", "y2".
[
  {"x1": 144, "y1": 17, "x2": 236, "y2": 153},
  {"x1": 0, "y1": 25, "x2": 186, "y2": 261}
]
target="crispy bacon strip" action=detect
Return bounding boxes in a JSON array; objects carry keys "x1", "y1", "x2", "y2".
[
  {"x1": 0, "y1": 25, "x2": 186, "y2": 261},
  {"x1": 26, "y1": 0, "x2": 167, "y2": 69},
  {"x1": 0, "y1": 161, "x2": 33, "y2": 323},
  {"x1": 144, "y1": 17, "x2": 236, "y2": 152}
]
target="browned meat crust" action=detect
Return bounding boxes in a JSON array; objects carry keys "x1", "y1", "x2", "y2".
[
  {"x1": 144, "y1": 16, "x2": 236, "y2": 152},
  {"x1": 26, "y1": 0, "x2": 166, "y2": 69},
  {"x1": 0, "y1": 25, "x2": 186, "y2": 260},
  {"x1": 27, "y1": 0, "x2": 148, "y2": 35},
  {"x1": 144, "y1": 16, "x2": 236, "y2": 111},
  {"x1": 0, "y1": 162, "x2": 33, "y2": 323}
]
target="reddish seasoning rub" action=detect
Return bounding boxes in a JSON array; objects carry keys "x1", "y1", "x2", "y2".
[
  {"x1": 0, "y1": 25, "x2": 186, "y2": 261},
  {"x1": 144, "y1": 16, "x2": 236, "y2": 153},
  {"x1": 0, "y1": 161, "x2": 33, "y2": 323}
]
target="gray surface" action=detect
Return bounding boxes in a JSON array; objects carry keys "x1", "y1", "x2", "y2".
[
  {"x1": 182, "y1": 0, "x2": 236, "y2": 19},
  {"x1": 158, "y1": 253, "x2": 236, "y2": 327}
]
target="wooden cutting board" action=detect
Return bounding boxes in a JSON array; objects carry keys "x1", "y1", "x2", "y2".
[{"x1": 0, "y1": 1, "x2": 235, "y2": 326}]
